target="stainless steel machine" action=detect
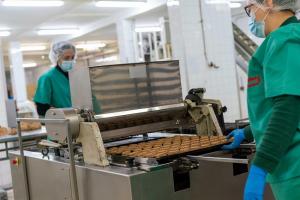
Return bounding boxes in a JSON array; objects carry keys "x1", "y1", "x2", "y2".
[{"x1": 9, "y1": 61, "x2": 275, "y2": 200}]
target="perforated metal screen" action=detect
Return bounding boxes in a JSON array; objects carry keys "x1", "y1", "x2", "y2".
[{"x1": 89, "y1": 60, "x2": 182, "y2": 113}]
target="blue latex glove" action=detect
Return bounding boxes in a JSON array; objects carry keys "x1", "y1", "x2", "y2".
[
  {"x1": 221, "y1": 129, "x2": 245, "y2": 150},
  {"x1": 244, "y1": 165, "x2": 267, "y2": 200}
]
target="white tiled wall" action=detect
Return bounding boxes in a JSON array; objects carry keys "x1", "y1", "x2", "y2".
[
  {"x1": 236, "y1": 65, "x2": 248, "y2": 118},
  {"x1": 170, "y1": 0, "x2": 242, "y2": 122},
  {"x1": 116, "y1": 19, "x2": 136, "y2": 63},
  {"x1": 200, "y1": 1, "x2": 241, "y2": 121},
  {"x1": 9, "y1": 42, "x2": 28, "y2": 103},
  {"x1": 167, "y1": 4, "x2": 189, "y2": 96},
  {"x1": 0, "y1": 43, "x2": 8, "y2": 127}
]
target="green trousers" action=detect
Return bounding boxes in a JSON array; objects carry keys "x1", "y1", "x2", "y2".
[{"x1": 270, "y1": 176, "x2": 300, "y2": 200}]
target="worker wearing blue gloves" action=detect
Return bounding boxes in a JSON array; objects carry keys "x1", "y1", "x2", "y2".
[{"x1": 223, "y1": 0, "x2": 300, "y2": 200}]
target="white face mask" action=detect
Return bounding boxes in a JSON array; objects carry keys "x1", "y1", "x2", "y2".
[
  {"x1": 249, "y1": 14, "x2": 266, "y2": 38},
  {"x1": 248, "y1": 6, "x2": 270, "y2": 38},
  {"x1": 60, "y1": 60, "x2": 75, "y2": 72}
]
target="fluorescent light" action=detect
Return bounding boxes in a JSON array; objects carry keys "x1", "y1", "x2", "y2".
[
  {"x1": 167, "y1": 0, "x2": 179, "y2": 6},
  {"x1": 135, "y1": 26, "x2": 162, "y2": 33},
  {"x1": 205, "y1": 0, "x2": 227, "y2": 3},
  {"x1": 37, "y1": 29, "x2": 79, "y2": 35},
  {"x1": 206, "y1": 0, "x2": 235, "y2": 4},
  {"x1": 95, "y1": 1, "x2": 146, "y2": 8},
  {"x1": 76, "y1": 43, "x2": 106, "y2": 50},
  {"x1": 229, "y1": 2, "x2": 241, "y2": 8},
  {"x1": 0, "y1": 31, "x2": 10, "y2": 37},
  {"x1": 23, "y1": 63, "x2": 37, "y2": 68},
  {"x1": 205, "y1": 0, "x2": 243, "y2": 7},
  {"x1": 96, "y1": 56, "x2": 118, "y2": 63},
  {"x1": 2, "y1": 0, "x2": 64, "y2": 7},
  {"x1": 21, "y1": 45, "x2": 47, "y2": 52}
]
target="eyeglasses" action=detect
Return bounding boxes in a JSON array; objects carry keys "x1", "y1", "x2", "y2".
[{"x1": 244, "y1": 4, "x2": 254, "y2": 17}]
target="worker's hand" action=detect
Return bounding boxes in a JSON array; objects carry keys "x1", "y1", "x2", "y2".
[
  {"x1": 221, "y1": 129, "x2": 245, "y2": 150},
  {"x1": 244, "y1": 165, "x2": 267, "y2": 200}
]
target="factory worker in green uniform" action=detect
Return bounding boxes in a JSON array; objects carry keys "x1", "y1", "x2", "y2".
[
  {"x1": 34, "y1": 41, "x2": 100, "y2": 116},
  {"x1": 222, "y1": 0, "x2": 300, "y2": 200}
]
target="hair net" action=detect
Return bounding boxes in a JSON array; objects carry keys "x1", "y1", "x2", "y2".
[
  {"x1": 49, "y1": 41, "x2": 77, "y2": 65},
  {"x1": 249, "y1": 0, "x2": 298, "y2": 11}
]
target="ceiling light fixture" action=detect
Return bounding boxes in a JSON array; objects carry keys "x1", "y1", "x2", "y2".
[
  {"x1": 229, "y1": 2, "x2": 242, "y2": 8},
  {"x1": 205, "y1": 0, "x2": 227, "y2": 3},
  {"x1": 2, "y1": 0, "x2": 64, "y2": 7},
  {"x1": 205, "y1": 0, "x2": 243, "y2": 8},
  {"x1": 135, "y1": 26, "x2": 162, "y2": 33},
  {"x1": 23, "y1": 63, "x2": 37, "y2": 68},
  {"x1": 0, "y1": 31, "x2": 10, "y2": 37},
  {"x1": 37, "y1": 29, "x2": 79, "y2": 35},
  {"x1": 21, "y1": 45, "x2": 47, "y2": 52},
  {"x1": 95, "y1": 1, "x2": 146, "y2": 8},
  {"x1": 76, "y1": 43, "x2": 107, "y2": 50},
  {"x1": 96, "y1": 55, "x2": 118, "y2": 63},
  {"x1": 167, "y1": 0, "x2": 179, "y2": 7}
]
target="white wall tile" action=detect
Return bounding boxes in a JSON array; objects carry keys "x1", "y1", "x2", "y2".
[{"x1": 169, "y1": 0, "x2": 243, "y2": 122}]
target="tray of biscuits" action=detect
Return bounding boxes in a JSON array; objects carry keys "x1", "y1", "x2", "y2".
[
  {"x1": 19, "y1": 122, "x2": 42, "y2": 132},
  {"x1": 0, "y1": 122, "x2": 42, "y2": 137},
  {"x1": 0, "y1": 127, "x2": 17, "y2": 136},
  {"x1": 106, "y1": 135, "x2": 231, "y2": 161}
]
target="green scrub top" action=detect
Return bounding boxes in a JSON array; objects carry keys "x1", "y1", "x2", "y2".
[
  {"x1": 34, "y1": 67, "x2": 71, "y2": 108},
  {"x1": 247, "y1": 16, "x2": 300, "y2": 183},
  {"x1": 34, "y1": 67, "x2": 101, "y2": 114}
]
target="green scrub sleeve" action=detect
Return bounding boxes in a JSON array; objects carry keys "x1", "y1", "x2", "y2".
[
  {"x1": 252, "y1": 95, "x2": 300, "y2": 173},
  {"x1": 33, "y1": 75, "x2": 52, "y2": 105},
  {"x1": 92, "y1": 95, "x2": 101, "y2": 114}
]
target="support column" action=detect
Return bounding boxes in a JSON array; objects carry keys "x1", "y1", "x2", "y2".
[
  {"x1": 0, "y1": 40, "x2": 8, "y2": 127},
  {"x1": 168, "y1": 0, "x2": 241, "y2": 121},
  {"x1": 167, "y1": 2, "x2": 189, "y2": 97},
  {"x1": 116, "y1": 19, "x2": 136, "y2": 63},
  {"x1": 9, "y1": 41, "x2": 27, "y2": 103},
  {"x1": 0, "y1": 41, "x2": 12, "y2": 190}
]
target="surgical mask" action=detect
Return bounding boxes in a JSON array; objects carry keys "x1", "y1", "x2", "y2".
[
  {"x1": 60, "y1": 60, "x2": 75, "y2": 72},
  {"x1": 249, "y1": 15, "x2": 266, "y2": 38},
  {"x1": 248, "y1": 7, "x2": 270, "y2": 38}
]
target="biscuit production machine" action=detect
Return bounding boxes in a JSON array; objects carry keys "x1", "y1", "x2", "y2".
[
  {"x1": 9, "y1": 61, "x2": 274, "y2": 200},
  {"x1": 9, "y1": 89, "x2": 255, "y2": 200}
]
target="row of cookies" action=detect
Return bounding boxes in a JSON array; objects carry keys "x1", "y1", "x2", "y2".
[
  {"x1": 106, "y1": 135, "x2": 229, "y2": 158},
  {"x1": 0, "y1": 122, "x2": 42, "y2": 137}
]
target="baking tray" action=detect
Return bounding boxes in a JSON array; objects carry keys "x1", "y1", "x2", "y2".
[{"x1": 106, "y1": 136, "x2": 231, "y2": 164}]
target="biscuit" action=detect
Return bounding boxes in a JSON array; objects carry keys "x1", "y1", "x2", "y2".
[{"x1": 106, "y1": 135, "x2": 229, "y2": 159}]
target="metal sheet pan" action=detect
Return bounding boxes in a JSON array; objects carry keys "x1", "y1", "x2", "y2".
[{"x1": 107, "y1": 136, "x2": 231, "y2": 164}]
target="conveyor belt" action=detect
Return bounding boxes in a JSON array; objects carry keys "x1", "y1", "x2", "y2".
[
  {"x1": 106, "y1": 135, "x2": 230, "y2": 162},
  {"x1": 233, "y1": 23, "x2": 258, "y2": 73}
]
